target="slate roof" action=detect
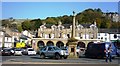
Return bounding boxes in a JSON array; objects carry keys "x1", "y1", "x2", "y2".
[
  {"x1": 0, "y1": 29, "x2": 5, "y2": 32},
  {"x1": 81, "y1": 24, "x2": 92, "y2": 28},
  {"x1": 43, "y1": 23, "x2": 92, "y2": 28},
  {"x1": 45, "y1": 24, "x2": 53, "y2": 28},
  {"x1": 5, "y1": 33, "x2": 11, "y2": 37},
  {"x1": 63, "y1": 24, "x2": 71, "y2": 28},
  {"x1": 98, "y1": 29, "x2": 120, "y2": 34}
]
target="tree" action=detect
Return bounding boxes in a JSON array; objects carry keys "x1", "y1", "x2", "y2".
[
  {"x1": 30, "y1": 18, "x2": 42, "y2": 31},
  {"x1": 22, "y1": 20, "x2": 31, "y2": 30},
  {"x1": 110, "y1": 22, "x2": 120, "y2": 28},
  {"x1": 94, "y1": 8, "x2": 102, "y2": 13},
  {"x1": 17, "y1": 25, "x2": 23, "y2": 32},
  {"x1": 2, "y1": 19, "x2": 10, "y2": 27},
  {"x1": 76, "y1": 8, "x2": 103, "y2": 24},
  {"x1": 61, "y1": 15, "x2": 72, "y2": 24},
  {"x1": 100, "y1": 17, "x2": 111, "y2": 28},
  {"x1": 96, "y1": 18, "x2": 102, "y2": 28},
  {"x1": 10, "y1": 23, "x2": 17, "y2": 30},
  {"x1": 45, "y1": 17, "x2": 57, "y2": 24}
]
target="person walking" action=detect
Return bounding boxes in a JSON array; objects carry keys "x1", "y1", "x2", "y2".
[{"x1": 105, "y1": 44, "x2": 112, "y2": 62}]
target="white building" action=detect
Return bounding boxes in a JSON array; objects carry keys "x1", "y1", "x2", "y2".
[
  {"x1": 22, "y1": 30, "x2": 33, "y2": 38},
  {"x1": 103, "y1": 13, "x2": 119, "y2": 22},
  {"x1": 98, "y1": 29, "x2": 120, "y2": 42},
  {"x1": 112, "y1": 14, "x2": 119, "y2": 22},
  {"x1": 0, "y1": 30, "x2": 4, "y2": 47},
  {"x1": 20, "y1": 30, "x2": 33, "y2": 45},
  {"x1": 97, "y1": 33, "x2": 110, "y2": 42},
  {"x1": 4, "y1": 33, "x2": 12, "y2": 48}
]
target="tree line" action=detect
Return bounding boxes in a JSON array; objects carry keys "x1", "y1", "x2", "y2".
[{"x1": 1, "y1": 8, "x2": 120, "y2": 32}]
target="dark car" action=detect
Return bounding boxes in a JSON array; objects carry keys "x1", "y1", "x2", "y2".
[
  {"x1": 85, "y1": 42, "x2": 117, "y2": 58},
  {"x1": 10, "y1": 47, "x2": 16, "y2": 55},
  {"x1": 114, "y1": 41, "x2": 120, "y2": 57},
  {"x1": 2, "y1": 48, "x2": 12, "y2": 56}
]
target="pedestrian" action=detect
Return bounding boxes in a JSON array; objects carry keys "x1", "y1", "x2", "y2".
[{"x1": 105, "y1": 44, "x2": 112, "y2": 62}]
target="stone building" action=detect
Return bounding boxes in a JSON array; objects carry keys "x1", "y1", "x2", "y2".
[
  {"x1": 38, "y1": 22, "x2": 98, "y2": 40},
  {"x1": 33, "y1": 12, "x2": 99, "y2": 53},
  {"x1": 35, "y1": 21, "x2": 98, "y2": 57}
]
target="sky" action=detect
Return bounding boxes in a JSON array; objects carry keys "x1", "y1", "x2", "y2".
[{"x1": 2, "y1": 2, "x2": 119, "y2": 19}]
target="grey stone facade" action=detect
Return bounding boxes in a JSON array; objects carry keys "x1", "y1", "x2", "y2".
[{"x1": 38, "y1": 22, "x2": 98, "y2": 40}]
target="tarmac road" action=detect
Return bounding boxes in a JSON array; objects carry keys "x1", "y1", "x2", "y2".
[{"x1": 1, "y1": 55, "x2": 120, "y2": 65}]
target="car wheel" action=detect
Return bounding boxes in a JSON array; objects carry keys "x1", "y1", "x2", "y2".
[
  {"x1": 63, "y1": 56, "x2": 68, "y2": 59},
  {"x1": 40, "y1": 53, "x2": 45, "y2": 59},
  {"x1": 55, "y1": 53, "x2": 61, "y2": 60}
]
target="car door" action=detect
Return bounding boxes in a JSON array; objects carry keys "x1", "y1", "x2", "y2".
[{"x1": 47, "y1": 47, "x2": 54, "y2": 57}]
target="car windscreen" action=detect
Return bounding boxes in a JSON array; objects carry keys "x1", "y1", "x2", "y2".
[
  {"x1": 15, "y1": 49, "x2": 21, "y2": 51},
  {"x1": 28, "y1": 49, "x2": 34, "y2": 51},
  {"x1": 62, "y1": 48, "x2": 67, "y2": 50},
  {"x1": 53, "y1": 47, "x2": 61, "y2": 50},
  {"x1": 61, "y1": 47, "x2": 67, "y2": 50},
  {"x1": 3, "y1": 49, "x2": 11, "y2": 52}
]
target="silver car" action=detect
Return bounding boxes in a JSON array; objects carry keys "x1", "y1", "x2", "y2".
[{"x1": 39, "y1": 46, "x2": 69, "y2": 59}]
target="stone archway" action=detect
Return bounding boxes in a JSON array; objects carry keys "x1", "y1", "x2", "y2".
[
  {"x1": 37, "y1": 41, "x2": 45, "y2": 50},
  {"x1": 66, "y1": 42, "x2": 69, "y2": 46},
  {"x1": 88, "y1": 42, "x2": 94, "y2": 45},
  {"x1": 46, "y1": 41, "x2": 54, "y2": 46},
  {"x1": 87, "y1": 42, "x2": 94, "y2": 47},
  {"x1": 56, "y1": 41, "x2": 64, "y2": 49},
  {"x1": 77, "y1": 42, "x2": 85, "y2": 48}
]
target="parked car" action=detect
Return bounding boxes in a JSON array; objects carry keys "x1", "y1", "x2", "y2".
[
  {"x1": 116, "y1": 48, "x2": 120, "y2": 57},
  {"x1": 76, "y1": 46, "x2": 86, "y2": 58},
  {"x1": 61, "y1": 46, "x2": 69, "y2": 55},
  {"x1": 21, "y1": 48, "x2": 28, "y2": 55},
  {"x1": 77, "y1": 48, "x2": 86, "y2": 58},
  {"x1": 39, "y1": 46, "x2": 69, "y2": 59},
  {"x1": 10, "y1": 47, "x2": 16, "y2": 55},
  {"x1": 114, "y1": 41, "x2": 120, "y2": 57},
  {"x1": 27, "y1": 48, "x2": 36, "y2": 55},
  {"x1": 14, "y1": 49, "x2": 22, "y2": 56},
  {"x1": 2, "y1": 48, "x2": 12, "y2": 56},
  {"x1": 85, "y1": 42, "x2": 117, "y2": 58},
  {"x1": 76, "y1": 46, "x2": 80, "y2": 55}
]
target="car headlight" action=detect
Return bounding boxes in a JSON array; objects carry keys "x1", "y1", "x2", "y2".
[{"x1": 60, "y1": 50, "x2": 65, "y2": 55}]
